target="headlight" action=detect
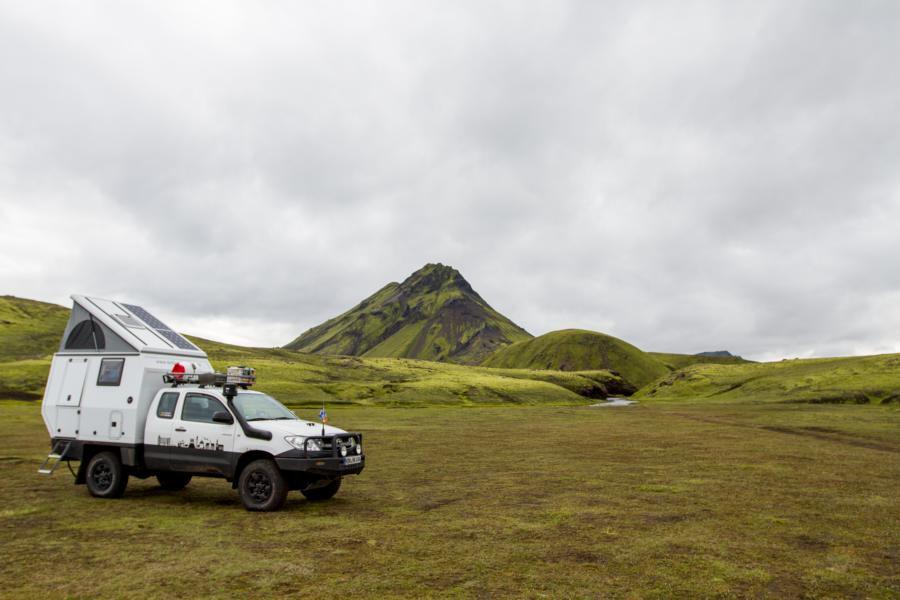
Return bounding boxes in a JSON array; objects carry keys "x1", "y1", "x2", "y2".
[
  {"x1": 340, "y1": 444, "x2": 348, "y2": 457},
  {"x1": 284, "y1": 435, "x2": 307, "y2": 450},
  {"x1": 356, "y1": 443, "x2": 362, "y2": 455},
  {"x1": 286, "y1": 436, "x2": 324, "y2": 452}
]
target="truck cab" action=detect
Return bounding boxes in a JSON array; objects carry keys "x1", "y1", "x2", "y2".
[
  {"x1": 137, "y1": 385, "x2": 364, "y2": 510},
  {"x1": 40, "y1": 295, "x2": 365, "y2": 511}
]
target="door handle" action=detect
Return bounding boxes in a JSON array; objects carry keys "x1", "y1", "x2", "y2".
[{"x1": 175, "y1": 427, "x2": 187, "y2": 432}]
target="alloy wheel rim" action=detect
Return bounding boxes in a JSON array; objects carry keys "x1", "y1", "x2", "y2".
[
  {"x1": 247, "y1": 470, "x2": 272, "y2": 502},
  {"x1": 91, "y1": 462, "x2": 113, "y2": 490}
]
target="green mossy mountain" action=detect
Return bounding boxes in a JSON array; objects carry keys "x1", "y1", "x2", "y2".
[
  {"x1": 284, "y1": 264, "x2": 532, "y2": 364},
  {"x1": 482, "y1": 328, "x2": 669, "y2": 390},
  {"x1": 0, "y1": 296, "x2": 69, "y2": 362}
]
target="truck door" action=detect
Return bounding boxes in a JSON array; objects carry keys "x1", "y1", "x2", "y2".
[
  {"x1": 55, "y1": 357, "x2": 90, "y2": 437},
  {"x1": 144, "y1": 391, "x2": 181, "y2": 471},
  {"x1": 169, "y1": 393, "x2": 236, "y2": 476}
]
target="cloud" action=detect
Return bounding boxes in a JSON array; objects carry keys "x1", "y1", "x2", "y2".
[{"x1": 1, "y1": 0, "x2": 898, "y2": 360}]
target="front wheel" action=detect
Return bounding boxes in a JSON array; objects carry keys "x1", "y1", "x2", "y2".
[
  {"x1": 238, "y1": 459, "x2": 288, "y2": 511},
  {"x1": 86, "y1": 451, "x2": 128, "y2": 498},
  {"x1": 301, "y1": 478, "x2": 341, "y2": 501}
]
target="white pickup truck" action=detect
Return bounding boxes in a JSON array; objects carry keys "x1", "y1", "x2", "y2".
[{"x1": 40, "y1": 295, "x2": 365, "y2": 511}]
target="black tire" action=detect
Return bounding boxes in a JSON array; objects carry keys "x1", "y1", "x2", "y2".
[
  {"x1": 301, "y1": 478, "x2": 341, "y2": 501},
  {"x1": 156, "y1": 472, "x2": 192, "y2": 490},
  {"x1": 86, "y1": 451, "x2": 128, "y2": 499},
  {"x1": 238, "y1": 459, "x2": 288, "y2": 511}
]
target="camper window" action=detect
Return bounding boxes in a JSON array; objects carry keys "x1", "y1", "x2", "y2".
[
  {"x1": 97, "y1": 358, "x2": 125, "y2": 386},
  {"x1": 182, "y1": 393, "x2": 229, "y2": 424},
  {"x1": 65, "y1": 320, "x2": 106, "y2": 350},
  {"x1": 157, "y1": 392, "x2": 179, "y2": 419}
]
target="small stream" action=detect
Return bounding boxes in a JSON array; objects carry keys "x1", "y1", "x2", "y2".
[{"x1": 590, "y1": 397, "x2": 637, "y2": 407}]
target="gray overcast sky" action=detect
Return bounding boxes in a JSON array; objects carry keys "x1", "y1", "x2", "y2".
[{"x1": 1, "y1": 1, "x2": 899, "y2": 361}]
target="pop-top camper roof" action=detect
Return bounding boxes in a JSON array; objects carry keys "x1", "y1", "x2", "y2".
[{"x1": 58, "y1": 295, "x2": 207, "y2": 358}]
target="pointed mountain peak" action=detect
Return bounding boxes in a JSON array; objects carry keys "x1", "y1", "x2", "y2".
[
  {"x1": 285, "y1": 264, "x2": 530, "y2": 364},
  {"x1": 398, "y1": 263, "x2": 476, "y2": 298}
]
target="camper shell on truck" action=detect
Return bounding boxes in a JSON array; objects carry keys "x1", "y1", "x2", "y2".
[{"x1": 40, "y1": 295, "x2": 365, "y2": 511}]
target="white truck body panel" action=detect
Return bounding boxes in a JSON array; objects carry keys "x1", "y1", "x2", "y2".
[
  {"x1": 42, "y1": 351, "x2": 215, "y2": 444},
  {"x1": 41, "y1": 295, "x2": 213, "y2": 445}
]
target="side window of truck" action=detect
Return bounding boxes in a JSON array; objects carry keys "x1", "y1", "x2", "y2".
[
  {"x1": 182, "y1": 393, "x2": 228, "y2": 424},
  {"x1": 97, "y1": 358, "x2": 125, "y2": 386},
  {"x1": 157, "y1": 392, "x2": 179, "y2": 419}
]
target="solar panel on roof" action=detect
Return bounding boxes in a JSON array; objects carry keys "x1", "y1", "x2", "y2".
[
  {"x1": 121, "y1": 303, "x2": 198, "y2": 351},
  {"x1": 156, "y1": 328, "x2": 198, "y2": 350},
  {"x1": 122, "y1": 304, "x2": 173, "y2": 331}
]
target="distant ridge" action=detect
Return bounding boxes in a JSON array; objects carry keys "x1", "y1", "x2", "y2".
[{"x1": 284, "y1": 263, "x2": 532, "y2": 364}]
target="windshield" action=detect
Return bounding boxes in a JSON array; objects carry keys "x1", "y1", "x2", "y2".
[{"x1": 233, "y1": 392, "x2": 297, "y2": 421}]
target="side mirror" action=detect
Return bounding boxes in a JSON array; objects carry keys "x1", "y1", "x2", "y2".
[{"x1": 212, "y1": 411, "x2": 234, "y2": 425}]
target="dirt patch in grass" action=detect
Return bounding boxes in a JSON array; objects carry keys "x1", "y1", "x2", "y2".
[{"x1": 669, "y1": 411, "x2": 900, "y2": 454}]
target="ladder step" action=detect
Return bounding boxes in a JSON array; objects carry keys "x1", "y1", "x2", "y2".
[{"x1": 37, "y1": 441, "x2": 73, "y2": 476}]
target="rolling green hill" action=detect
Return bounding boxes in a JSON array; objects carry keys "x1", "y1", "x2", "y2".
[
  {"x1": 285, "y1": 263, "x2": 532, "y2": 364},
  {"x1": 482, "y1": 329, "x2": 669, "y2": 390},
  {"x1": 636, "y1": 354, "x2": 900, "y2": 404},
  {"x1": 0, "y1": 295, "x2": 626, "y2": 406},
  {"x1": 0, "y1": 296, "x2": 69, "y2": 362},
  {"x1": 194, "y1": 336, "x2": 627, "y2": 406}
]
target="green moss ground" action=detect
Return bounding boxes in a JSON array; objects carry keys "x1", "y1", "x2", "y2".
[{"x1": 1, "y1": 400, "x2": 897, "y2": 598}]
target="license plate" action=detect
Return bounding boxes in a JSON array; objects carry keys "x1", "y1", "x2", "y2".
[{"x1": 343, "y1": 455, "x2": 361, "y2": 465}]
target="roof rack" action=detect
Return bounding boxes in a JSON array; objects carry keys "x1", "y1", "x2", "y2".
[{"x1": 162, "y1": 365, "x2": 256, "y2": 392}]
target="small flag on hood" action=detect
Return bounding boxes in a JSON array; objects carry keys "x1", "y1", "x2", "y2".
[{"x1": 319, "y1": 406, "x2": 328, "y2": 424}]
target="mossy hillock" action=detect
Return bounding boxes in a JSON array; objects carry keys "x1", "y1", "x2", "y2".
[{"x1": 481, "y1": 328, "x2": 669, "y2": 391}]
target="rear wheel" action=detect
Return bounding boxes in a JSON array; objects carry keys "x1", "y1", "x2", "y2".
[
  {"x1": 86, "y1": 451, "x2": 128, "y2": 498},
  {"x1": 301, "y1": 478, "x2": 341, "y2": 501},
  {"x1": 156, "y1": 472, "x2": 192, "y2": 490},
  {"x1": 238, "y1": 459, "x2": 288, "y2": 511}
]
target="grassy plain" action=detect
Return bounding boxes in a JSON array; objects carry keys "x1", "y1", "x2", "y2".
[{"x1": 1, "y1": 400, "x2": 898, "y2": 598}]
